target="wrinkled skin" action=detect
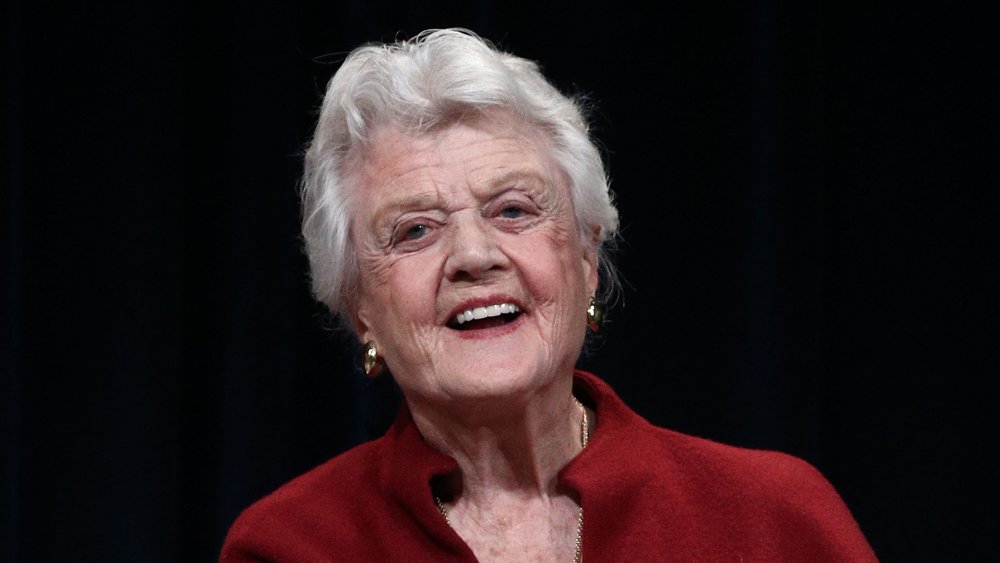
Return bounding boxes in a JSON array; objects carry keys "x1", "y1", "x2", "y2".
[{"x1": 349, "y1": 112, "x2": 599, "y2": 417}]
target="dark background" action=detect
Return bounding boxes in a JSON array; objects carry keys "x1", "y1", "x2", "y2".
[{"x1": 3, "y1": 1, "x2": 997, "y2": 561}]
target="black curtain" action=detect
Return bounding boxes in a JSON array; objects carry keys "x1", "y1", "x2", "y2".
[{"x1": 3, "y1": 2, "x2": 996, "y2": 561}]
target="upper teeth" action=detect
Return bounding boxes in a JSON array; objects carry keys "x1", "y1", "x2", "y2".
[{"x1": 454, "y1": 303, "x2": 520, "y2": 325}]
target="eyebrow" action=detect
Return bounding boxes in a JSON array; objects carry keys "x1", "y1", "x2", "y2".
[
  {"x1": 481, "y1": 169, "x2": 549, "y2": 196},
  {"x1": 371, "y1": 169, "x2": 550, "y2": 226},
  {"x1": 370, "y1": 190, "x2": 445, "y2": 231}
]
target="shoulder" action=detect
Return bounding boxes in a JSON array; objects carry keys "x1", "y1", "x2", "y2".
[
  {"x1": 219, "y1": 437, "x2": 387, "y2": 562},
  {"x1": 575, "y1": 371, "x2": 876, "y2": 560},
  {"x1": 248, "y1": 436, "x2": 385, "y2": 516},
  {"x1": 659, "y1": 427, "x2": 834, "y2": 496},
  {"x1": 578, "y1": 371, "x2": 854, "y2": 510},
  {"x1": 646, "y1": 427, "x2": 878, "y2": 560}
]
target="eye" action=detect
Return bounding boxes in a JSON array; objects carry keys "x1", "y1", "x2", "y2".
[
  {"x1": 490, "y1": 196, "x2": 540, "y2": 231},
  {"x1": 403, "y1": 224, "x2": 430, "y2": 241},
  {"x1": 389, "y1": 217, "x2": 440, "y2": 252},
  {"x1": 499, "y1": 205, "x2": 526, "y2": 219}
]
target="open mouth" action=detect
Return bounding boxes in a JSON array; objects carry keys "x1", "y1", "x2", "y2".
[{"x1": 448, "y1": 303, "x2": 522, "y2": 331}]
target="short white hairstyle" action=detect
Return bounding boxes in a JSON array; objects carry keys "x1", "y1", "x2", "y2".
[{"x1": 301, "y1": 28, "x2": 620, "y2": 323}]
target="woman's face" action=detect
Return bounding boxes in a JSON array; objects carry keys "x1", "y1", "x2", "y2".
[{"x1": 348, "y1": 113, "x2": 599, "y2": 407}]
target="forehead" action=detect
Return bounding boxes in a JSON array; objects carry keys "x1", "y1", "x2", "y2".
[{"x1": 352, "y1": 114, "x2": 564, "y2": 203}]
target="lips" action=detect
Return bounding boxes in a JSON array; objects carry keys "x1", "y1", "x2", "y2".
[{"x1": 448, "y1": 302, "x2": 522, "y2": 330}]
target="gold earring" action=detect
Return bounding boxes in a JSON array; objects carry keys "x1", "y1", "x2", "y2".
[
  {"x1": 586, "y1": 296, "x2": 602, "y2": 332},
  {"x1": 361, "y1": 341, "x2": 384, "y2": 377}
]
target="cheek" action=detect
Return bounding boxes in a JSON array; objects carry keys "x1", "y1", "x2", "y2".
[
  {"x1": 510, "y1": 230, "x2": 589, "y2": 299},
  {"x1": 355, "y1": 254, "x2": 401, "y2": 336},
  {"x1": 358, "y1": 253, "x2": 443, "y2": 334},
  {"x1": 546, "y1": 226, "x2": 589, "y2": 279}
]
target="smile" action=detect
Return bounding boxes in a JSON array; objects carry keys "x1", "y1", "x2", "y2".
[{"x1": 452, "y1": 303, "x2": 521, "y2": 327}]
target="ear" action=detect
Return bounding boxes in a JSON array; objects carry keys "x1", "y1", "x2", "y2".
[
  {"x1": 582, "y1": 225, "x2": 601, "y2": 297},
  {"x1": 347, "y1": 295, "x2": 374, "y2": 343}
]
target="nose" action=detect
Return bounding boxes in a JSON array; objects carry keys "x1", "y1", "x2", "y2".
[{"x1": 443, "y1": 212, "x2": 509, "y2": 282}]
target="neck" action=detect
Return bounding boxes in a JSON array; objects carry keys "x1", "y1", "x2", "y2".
[{"x1": 408, "y1": 375, "x2": 586, "y2": 504}]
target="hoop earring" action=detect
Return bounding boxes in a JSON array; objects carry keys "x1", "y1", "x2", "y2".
[
  {"x1": 361, "y1": 341, "x2": 384, "y2": 377},
  {"x1": 586, "y1": 296, "x2": 602, "y2": 332}
]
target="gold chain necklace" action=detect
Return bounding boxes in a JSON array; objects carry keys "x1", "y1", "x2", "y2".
[{"x1": 434, "y1": 398, "x2": 589, "y2": 563}]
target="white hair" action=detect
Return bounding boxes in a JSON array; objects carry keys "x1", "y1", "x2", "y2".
[{"x1": 301, "y1": 28, "x2": 620, "y2": 323}]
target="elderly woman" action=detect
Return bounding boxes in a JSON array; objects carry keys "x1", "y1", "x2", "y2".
[{"x1": 220, "y1": 29, "x2": 876, "y2": 562}]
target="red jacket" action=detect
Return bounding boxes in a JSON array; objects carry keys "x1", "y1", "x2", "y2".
[{"x1": 221, "y1": 370, "x2": 878, "y2": 562}]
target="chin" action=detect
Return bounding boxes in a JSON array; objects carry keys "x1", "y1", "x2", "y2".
[{"x1": 437, "y1": 359, "x2": 563, "y2": 401}]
